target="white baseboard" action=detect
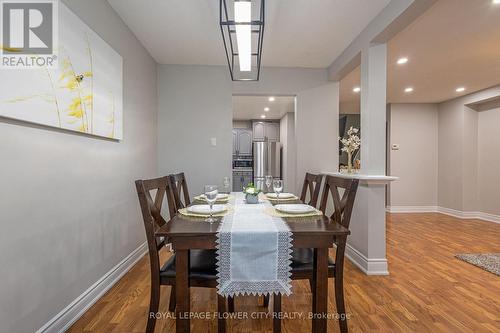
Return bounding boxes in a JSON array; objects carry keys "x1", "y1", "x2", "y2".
[
  {"x1": 387, "y1": 206, "x2": 438, "y2": 213},
  {"x1": 345, "y1": 244, "x2": 389, "y2": 276},
  {"x1": 387, "y1": 206, "x2": 500, "y2": 224},
  {"x1": 36, "y1": 242, "x2": 148, "y2": 333}
]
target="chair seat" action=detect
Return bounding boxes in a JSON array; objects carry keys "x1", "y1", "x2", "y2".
[
  {"x1": 161, "y1": 249, "x2": 218, "y2": 281},
  {"x1": 290, "y1": 248, "x2": 336, "y2": 274}
]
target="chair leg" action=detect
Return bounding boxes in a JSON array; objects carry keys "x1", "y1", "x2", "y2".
[
  {"x1": 147, "y1": 279, "x2": 160, "y2": 333},
  {"x1": 217, "y1": 294, "x2": 227, "y2": 333},
  {"x1": 263, "y1": 294, "x2": 270, "y2": 307},
  {"x1": 309, "y1": 278, "x2": 314, "y2": 293},
  {"x1": 228, "y1": 296, "x2": 235, "y2": 313},
  {"x1": 168, "y1": 285, "x2": 176, "y2": 313},
  {"x1": 335, "y1": 239, "x2": 348, "y2": 333},
  {"x1": 273, "y1": 294, "x2": 281, "y2": 333}
]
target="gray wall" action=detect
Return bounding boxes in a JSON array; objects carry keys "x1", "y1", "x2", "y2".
[
  {"x1": 157, "y1": 65, "x2": 330, "y2": 198},
  {"x1": 157, "y1": 65, "x2": 233, "y2": 197},
  {"x1": 0, "y1": 1, "x2": 158, "y2": 332},
  {"x1": 280, "y1": 112, "x2": 297, "y2": 194},
  {"x1": 389, "y1": 104, "x2": 438, "y2": 207},
  {"x1": 478, "y1": 107, "x2": 500, "y2": 215},
  {"x1": 437, "y1": 85, "x2": 500, "y2": 212}
]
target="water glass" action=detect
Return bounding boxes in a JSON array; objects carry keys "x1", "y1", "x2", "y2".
[
  {"x1": 265, "y1": 175, "x2": 273, "y2": 193},
  {"x1": 273, "y1": 179, "x2": 283, "y2": 204},
  {"x1": 204, "y1": 185, "x2": 218, "y2": 223}
]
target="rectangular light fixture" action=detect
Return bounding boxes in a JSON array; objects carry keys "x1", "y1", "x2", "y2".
[
  {"x1": 219, "y1": 0, "x2": 264, "y2": 81},
  {"x1": 234, "y1": 1, "x2": 251, "y2": 71}
]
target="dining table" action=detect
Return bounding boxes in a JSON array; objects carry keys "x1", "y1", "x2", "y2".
[{"x1": 155, "y1": 192, "x2": 350, "y2": 333}]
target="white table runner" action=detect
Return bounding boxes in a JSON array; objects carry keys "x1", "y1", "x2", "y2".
[{"x1": 216, "y1": 192, "x2": 292, "y2": 297}]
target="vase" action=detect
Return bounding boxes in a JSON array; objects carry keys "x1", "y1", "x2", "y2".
[
  {"x1": 347, "y1": 151, "x2": 353, "y2": 173},
  {"x1": 245, "y1": 193, "x2": 259, "y2": 204}
]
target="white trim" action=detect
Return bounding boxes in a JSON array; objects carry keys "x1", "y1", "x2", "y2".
[
  {"x1": 36, "y1": 242, "x2": 148, "y2": 333},
  {"x1": 345, "y1": 244, "x2": 389, "y2": 276},
  {"x1": 387, "y1": 206, "x2": 438, "y2": 213},
  {"x1": 386, "y1": 206, "x2": 500, "y2": 224}
]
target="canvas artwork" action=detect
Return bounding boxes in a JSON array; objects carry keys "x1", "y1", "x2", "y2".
[{"x1": 0, "y1": 3, "x2": 123, "y2": 139}]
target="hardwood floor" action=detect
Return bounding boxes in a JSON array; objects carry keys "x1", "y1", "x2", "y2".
[{"x1": 68, "y1": 213, "x2": 500, "y2": 332}]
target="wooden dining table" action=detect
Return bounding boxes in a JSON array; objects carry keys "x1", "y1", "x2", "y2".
[{"x1": 155, "y1": 195, "x2": 350, "y2": 333}]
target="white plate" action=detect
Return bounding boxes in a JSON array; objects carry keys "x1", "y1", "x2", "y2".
[
  {"x1": 199, "y1": 193, "x2": 229, "y2": 200},
  {"x1": 266, "y1": 192, "x2": 295, "y2": 199},
  {"x1": 187, "y1": 204, "x2": 227, "y2": 215},
  {"x1": 274, "y1": 204, "x2": 316, "y2": 214}
]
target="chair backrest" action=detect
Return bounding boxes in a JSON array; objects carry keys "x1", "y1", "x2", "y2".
[
  {"x1": 135, "y1": 176, "x2": 176, "y2": 277},
  {"x1": 169, "y1": 172, "x2": 191, "y2": 211},
  {"x1": 319, "y1": 175, "x2": 359, "y2": 230},
  {"x1": 299, "y1": 173, "x2": 324, "y2": 207}
]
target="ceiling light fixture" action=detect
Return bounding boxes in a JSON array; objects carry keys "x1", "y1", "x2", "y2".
[
  {"x1": 260, "y1": 114, "x2": 266, "y2": 119},
  {"x1": 404, "y1": 87, "x2": 414, "y2": 93},
  {"x1": 353, "y1": 87, "x2": 361, "y2": 93},
  {"x1": 456, "y1": 87, "x2": 466, "y2": 92},
  {"x1": 264, "y1": 107, "x2": 269, "y2": 111},
  {"x1": 493, "y1": 0, "x2": 500, "y2": 4},
  {"x1": 268, "y1": 96, "x2": 275, "y2": 102},
  {"x1": 397, "y1": 57, "x2": 409, "y2": 65},
  {"x1": 220, "y1": 0, "x2": 265, "y2": 81}
]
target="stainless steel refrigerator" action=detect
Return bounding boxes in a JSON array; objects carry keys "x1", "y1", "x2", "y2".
[{"x1": 253, "y1": 141, "x2": 281, "y2": 190}]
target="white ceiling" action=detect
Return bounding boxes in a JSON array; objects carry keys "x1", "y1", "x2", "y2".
[
  {"x1": 233, "y1": 95, "x2": 294, "y2": 120},
  {"x1": 340, "y1": 0, "x2": 500, "y2": 105},
  {"x1": 107, "y1": 0, "x2": 390, "y2": 68}
]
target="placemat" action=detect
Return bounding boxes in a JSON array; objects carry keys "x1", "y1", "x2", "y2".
[{"x1": 264, "y1": 206, "x2": 323, "y2": 218}]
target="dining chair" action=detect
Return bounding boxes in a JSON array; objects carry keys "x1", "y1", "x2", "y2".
[
  {"x1": 169, "y1": 172, "x2": 191, "y2": 211},
  {"x1": 270, "y1": 175, "x2": 359, "y2": 332},
  {"x1": 135, "y1": 176, "x2": 227, "y2": 333},
  {"x1": 299, "y1": 172, "x2": 324, "y2": 207}
]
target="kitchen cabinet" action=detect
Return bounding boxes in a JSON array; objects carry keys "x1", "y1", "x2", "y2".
[
  {"x1": 252, "y1": 121, "x2": 280, "y2": 142},
  {"x1": 266, "y1": 122, "x2": 280, "y2": 142},
  {"x1": 253, "y1": 122, "x2": 266, "y2": 141},
  {"x1": 233, "y1": 129, "x2": 253, "y2": 156}
]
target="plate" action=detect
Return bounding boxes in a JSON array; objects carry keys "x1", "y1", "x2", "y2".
[
  {"x1": 266, "y1": 193, "x2": 295, "y2": 199},
  {"x1": 199, "y1": 193, "x2": 229, "y2": 200},
  {"x1": 187, "y1": 204, "x2": 227, "y2": 215},
  {"x1": 274, "y1": 204, "x2": 316, "y2": 214}
]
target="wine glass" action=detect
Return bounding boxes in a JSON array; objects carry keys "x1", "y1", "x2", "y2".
[
  {"x1": 273, "y1": 179, "x2": 283, "y2": 204},
  {"x1": 204, "y1": 185, "x2": 218, "y2": 223},
  {"x1": 223, "y1": 177, "x2": 230, "y2": 193},
  {"x1": 265, "y1": 175, "x2": 273, "y2": 193}
]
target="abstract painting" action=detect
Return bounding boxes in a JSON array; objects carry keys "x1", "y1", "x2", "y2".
[{"x1": 0, "y1": 3, "x2": 123, "y2": 139}]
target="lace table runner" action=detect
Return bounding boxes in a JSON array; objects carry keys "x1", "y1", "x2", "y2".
[{"x1": 216, "y1": 192, "x2": 292, "y2": 297}]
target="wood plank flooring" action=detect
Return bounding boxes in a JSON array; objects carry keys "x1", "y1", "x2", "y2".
[{"x1": 68, "y1": 213, "x2": 500, "y2": 332}]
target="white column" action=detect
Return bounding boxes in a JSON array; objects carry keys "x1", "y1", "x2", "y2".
[{"x1": 346, "y1": 44, "x2": 389, "y2": 275}]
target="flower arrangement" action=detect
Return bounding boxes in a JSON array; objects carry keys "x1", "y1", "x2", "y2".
[
  {"x1": 243, "y1": 182, "x2": 261, "y2": 204},
  {"x1": 339, "y1": 126, "x2": 361, "y2": 173}
]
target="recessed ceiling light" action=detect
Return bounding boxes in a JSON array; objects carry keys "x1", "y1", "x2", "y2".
[
  {"x1": 260, "y1": 115, "x2": 266, "y2": 119},
  {"x1": 264, "y1": 107, "x2": 270, "y2": 112},
  {"x1": 404, "y1": 87, "x2": 414, "y2": 93},
  {"x1": 268, "y1": 96, "x2": 275, "y2": 102},
  {"x1": 456, "y1": 87, "x2": 466, "y2": 92},
  {"x1": 353, "y1": 87, "x2": 361, "y2": 93},
  {"x1": 397, "y1": 57, "x2": 408, "y2": 65}
]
